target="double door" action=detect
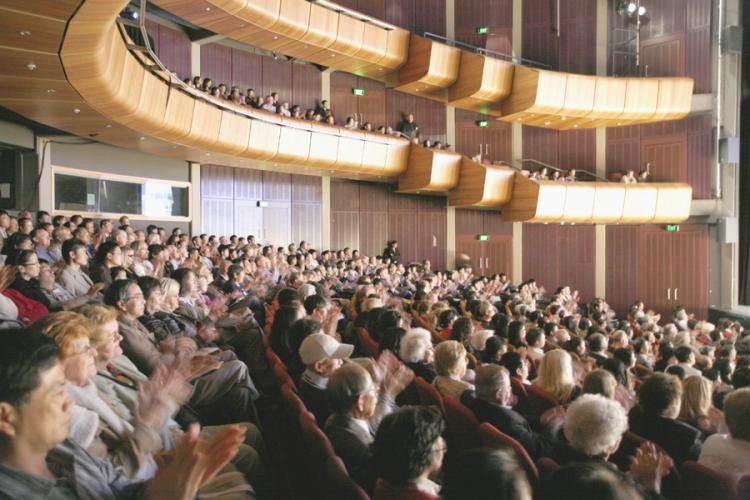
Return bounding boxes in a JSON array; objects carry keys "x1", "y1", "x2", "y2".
[
  {"x1": 455, "y1": 209, "x2": 513, "y2": 277},
  {"x1": 455, "y1": 112, "x2": 512, "y2": 163},
  {"x1": 637, "y1": 225, "x2": 708, "y2": 318}
]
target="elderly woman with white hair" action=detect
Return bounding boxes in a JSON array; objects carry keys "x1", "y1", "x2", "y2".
[
  {"x1": 399, "y1": 328, "x2": 437, "y2": 382},
  {"x1": 556, "y1": 394, "x2": 673, "y2": 498},
  {"x1": 433, "y1": 340, "x2": 475, "y2": 400}
]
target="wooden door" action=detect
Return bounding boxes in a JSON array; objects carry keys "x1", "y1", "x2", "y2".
[
  {"x1": 483, "y1": 236, "x2": 514, "y2": 277},
  {"x1": 670, "y1": 225, "x2": 709, "y2": 318},
  {"x1": 262, "y1": 203, "x2": 291, "y2": 246},
  {"x1": 637, "y1": 226, "x2": 674, "y2": 318},
  {"x1": 456, "y1": 234, "x2": 485, "y2": 273}
]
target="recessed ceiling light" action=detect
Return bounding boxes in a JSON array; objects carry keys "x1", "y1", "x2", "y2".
[
  {"x1": 544, "y1": 121, "x2": 551, "y2": 125},
  {"x1": 273, "y1": 36, "x2": 278, "y2": 40},
  {"x1": 73, "y1": 108, "x2": 81, "y2": 114},
  {"x1": 105, "y1": 124, "x2": 112, "y2": 128},
  {"x1": 205, "y1": 153, "x2": 211, "y2": 156},
  {"x1": 17, "y1": 30, "x2": 31, "y2": 37},
  {"x1": 205, "y1": 7, "x2": 211, "y2": 11},
  {"x1": 25, "y1": 63, "x2": 36, "y2": 71},
  {"x1": 139, "y1": 136, "x2": 145, "y2": 140},
  {"x1": 573, "y1": 124, "x2": 579, "y2": 128},
  {"x1": 561, "y1": 116, "x2": 566, "y2": 121},
  {"x1": 616, "y1": 122, "x2": 622, "y2": 126},
  {"x1": 46, "y1": 88, "x2": 56, "y2": 94}
]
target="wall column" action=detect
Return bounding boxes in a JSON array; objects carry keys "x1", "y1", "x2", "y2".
[
  {"x1": 189, "y1": 162, "x2": 201, "y2": 236},
  {"x1": 321, "y1": 176, "x2": 331, "y2": 249},
  {"x1": 36, "y1": 137, "x2": 53, "y2": 213},
  {"x1": 510, "y1": 0, "x2": 523, "y2": 282},
  {"x1": 594, "y1": 0, "x2": 608, "y2": 297},
  {"x1": 444, "y1": 0, "x2": 456, "y2": 268},
  {"x1": 190, "y1": 42, "x2": 200, "y2": 77}
]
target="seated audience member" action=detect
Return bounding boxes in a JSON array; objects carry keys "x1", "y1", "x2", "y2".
[
  {"x1": 0, "y1": 329, "x2": 245, "y2": 499},
  {"x1": 90, "y1": 242, "x2": 122, "y2": 288},
  {"x1": 526, "y1": 327, "x2": 546, "y2": 364},
  {"x1": 602, "y1": 357, "x2": 637, "y2": 411},
  {"x1": 441, "y1": 448, "x2": 532, "y2": 500},
  {"x1": 433, "y1": 340, "x2": 474, "y2": 399},
  {"x1": 81, "y1": 303, "x2": 271, "y2": 497},
  {"x1": 544, "y1": 462, "x2": 652, "y2": 500},
  {"x1": 588, "y1": 333, "x2": 609, "y2": 366},
  {"x1": 324, "y1": 363, "x2": 380, "y2": 493},
  {"x1": 532, "y1": 349, "x2": 581, "y2": 405},
  {"x1": 8, "y1": 249, "x2": 56, "y2": 312},
  {"x1": 678, "y1": 375, "x2": 725, "y2": 437},
  {"x1": 480, "y1": 334, "x2": 507, "y2": 364},
  {"x1": 698, "y1": 387, "x2": 750, "y2": 478},
  {"x1": 582, "y1": 368, "x2": 618, "y2": 400},
  {"x1": 286, "y1": 318, "x2": 323, "y2": 381},
  {"x1": 33, "y1": 312, "x2": 179, "y2": 477},
  {"x1": 298, "y1": 332, "x2": 353, "y2": 426},
  {"x1": 675, "y1": 345, "x2": 702, "y2": 377},
  {"x1": 105, "y1": 279, "x2": 258, "y2": 425},
  {"x1": 399, "y1": 328, "x2": 437, "y2": 383},
  {"x1": 557, "y1": 394, "x2": 672, "y2": 498},
  {"x1": 462, "y1": 365, "x2": 560, "y2": 460},
  {"x1": 31, "y1": 228, "x2": 57, "y2": 265},
  {"x1": 38, "y1": 261, "x2": 97, "y2": 311},
  {"x1": 269, "y1": 303, "x2": 305, "y2": 365},
  {"x1": 58, "y1": 238, "x2": 102, "y2": 298},
  {"x1": 629, "y1": 373, "x2": 703, "y2": 463},
  {"x1": 371, "y1": 406, "x2": 445, "y2": 500},
  {"x1": 665, "y1": 364, "x2": 687, "y2": 380}
]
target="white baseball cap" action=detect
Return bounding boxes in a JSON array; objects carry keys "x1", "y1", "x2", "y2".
[{"x1": 299, "y1": 333, "x2": 354, "y2": 365}]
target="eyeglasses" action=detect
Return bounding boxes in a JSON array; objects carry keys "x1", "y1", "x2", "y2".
[
  {"x1": 70, "y1": 344, "x2": 96, "y2": 357},
  {"x1": 125, "y1": 292, "x2": 144, "y2": 301}
]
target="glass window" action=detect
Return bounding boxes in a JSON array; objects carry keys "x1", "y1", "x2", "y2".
[{"x1": 54, "y1": 170, "x2": 189, "y2": 219}]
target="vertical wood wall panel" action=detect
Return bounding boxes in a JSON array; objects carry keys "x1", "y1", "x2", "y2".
[
  {"x1": 557, "y1": 0, "x2": 596, "y2": 74},
  {"x1": 557, "y1": 225, "x2": 596, "y2": 301},
  {"x1": 292, "y1": 63, "x2": 323, "y2": 112},
  {"x1": 605, "y1": 225, "x2": 639, "y2": 314},
  {"x1": 262, "y1": 57, "x2": 293, "y2": 104},
  {"x1": 687, "y1": 113, "x2": 712, "y2": 200},
  {"x1": 231, "y1": 49, "x2": 263, "y2": 95},
  {"x1": 558, "y1": 129, "x2": 596, "y2": 171},
  {"x1": 522, "y1": 126, "x2": 559, "y2": 166},
  {"x1": 200, "y1": 43, "x2": 233, "y2": 86},
  {"x1": 386, "y1": 89, "x2": 447, "y2": 143},
  {"x1": 522, "y1": 224, "x2": 560, "y2": 293}
]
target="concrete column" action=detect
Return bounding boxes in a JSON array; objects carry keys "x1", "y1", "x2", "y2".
[
  {"x1": 189, "y1": 162, "x2": 201, "y2": 236},
  {"x1": 593, "y1": 0, "x2": 609, "y2": 298},
  {"x1": 446, "y1": 0, "x2": 455, "y2": 39},
  {"x1": 191, "y1": 43, "x2": 201, "y2": 77},
  {"x1": 510, "y1": 0, "x2": 523, "y2": 282},
  {"x1": 37, "y1": 137, "x2": 53, "y2": 212},
  {"x1": 447, "y1": 207, "x2": 456, "y2": 269},
  {"x1": 321, "y1": 70, "x2": 331, "y2": 103},
  {"x1": 321, "y1": 176, "x2": 331, "y2": 249}
]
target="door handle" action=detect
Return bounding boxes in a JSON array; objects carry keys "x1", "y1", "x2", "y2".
[
  {"x1": 485, "y1": 257, "x2": 489, "y2": 270},
  {"x1": 485, "y1": 144, "x2": 489, "y2": 157},
  {"x1": 674, "y1": 288, "x2": 678, "y2": 301},
  {"x1": 667, "y1": 288, "x2": 671, "y2": 300}
]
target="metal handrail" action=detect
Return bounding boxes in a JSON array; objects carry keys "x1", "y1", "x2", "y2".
[
  {"x1": 423, "y1": 32, "x2": 552, "y2": 69},
  {"x1": 116, "y1": 6, "x2": 409, "y2": 145},
  {"x1": 516, "y1": 158, "x2": 609, "y2": 182}
]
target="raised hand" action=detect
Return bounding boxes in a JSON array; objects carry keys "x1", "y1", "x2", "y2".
[
  {"x1": 629, "y1": 441, "x2": 673, "y2": 493},
  {"x1": 146, "y1": 423, "x2": 245, "y2": 500}
]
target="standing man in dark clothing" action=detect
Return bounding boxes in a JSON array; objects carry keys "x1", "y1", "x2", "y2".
[
  {"x1": 398, "y1": 113, "x2": 419, "y2": 140},
  {"x1": 383, "y1": 240, "x2": 401, "y2": 264}
]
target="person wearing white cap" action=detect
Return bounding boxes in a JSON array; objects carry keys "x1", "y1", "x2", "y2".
[{"x1": 298, "y1": 332, "x2": 354, "y2": 426}]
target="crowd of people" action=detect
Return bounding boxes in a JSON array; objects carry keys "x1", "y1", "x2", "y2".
[{"x1": 0, "y1": 209, "x2": 748, "y2": 499}]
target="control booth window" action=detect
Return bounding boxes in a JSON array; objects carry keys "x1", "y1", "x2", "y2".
[{"x1": 53, "y1": 166, "x2": 190, "y2": 220}]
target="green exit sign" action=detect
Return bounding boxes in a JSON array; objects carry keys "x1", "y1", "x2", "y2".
[
  {"x1": 476, "y1": 120, "x2": 489, "y2": 128},
  {"x1": 476, "y1": 234, "x2": 490, "y2": 241},
  {"x1": 666, "y1": 224, "x2": 680, "y2": 232},
  {"x1": 476, "y1": 26, "x2": 489, "y2": 35},
  {"x1": 352, "y1": 87, "x2": 365, "y2": 96}
]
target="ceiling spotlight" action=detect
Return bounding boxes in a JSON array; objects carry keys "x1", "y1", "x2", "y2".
[
  {"x1": 131, "y1": 10, "x2": 139, "y2": 19},
  {"x1": 73, "y1": 108, "x2": 81, "y2": 114},
  {"x1": 17, "y1": 30, "x2": 31, "y2": 37},
  {"x1": 25, "y1": 63, "x2": 36, "y2": 71},
  {"x1": 561, "y1": 116, "x2": 566, "y2": 121},
  {"x1": 638, "y1": 6, "x2": 646, "y2": 15},
  {"x1": 205, "y1": 7, "x2": 211, "y2": 11},
  {"x1": 626, "y1": 2, "x2": 637, "y2": 14},
  {"x1": 139, "y1": 136, "x2": 145, "y2": 140},
  {"x1": 105, "y1": 124, "x2": 112, "y2": 128},
  {"x1": 544, "y1": 121, "x2": 551, "y2": 125},
  {"x1": 46, "y1": 88, "x2": 56, "y2": 94}
]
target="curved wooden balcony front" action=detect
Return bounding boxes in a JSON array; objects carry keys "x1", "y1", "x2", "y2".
[{"x1": 151, "y1": 0, "x2": 693, "y2": 129}]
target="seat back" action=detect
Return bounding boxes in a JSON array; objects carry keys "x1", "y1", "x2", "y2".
[
  {"x1": 273, "y1": 362, "x2": 296, "y2": 390},
  {"x1": 442, "y1": 395, "x2": 482, "y2": 452},
  {"x1": 265, "y1": 347, "x2": 283, "y2": 369},
  {"x1": 280, "y1": 382, "x2": 305, "y2": 419},
  {"x1": 414, "y1": 376, "x2": 445, "y2": 415},
  {"x1": 395, "y1": 380, "x2": 420, "y2": 406},
  {"x1": 536, "y1": 457, "x2": 561, "y2": 482},
  {"x1": 478, "y1": 422, "x2": 539, "y2": 481},
  {"x1": 520, "y1": 384, "x2": 559, "y2": 419},
  {"x1": 298, "y1": 411, "x2": 336, "y2": 495},
  {"x1": 323, "y1": 455, "x2": 370, "y2": 500},
  {"x1": 356, "y1": 327, "x2": 379, "y2": 358},
  {"x1": 681, "y1": 461, "x2": 738, "y2": 500}
]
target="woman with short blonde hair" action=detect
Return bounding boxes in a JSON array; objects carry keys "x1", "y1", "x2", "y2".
[
  {"x1": 533, "y1": 349, "x2": 580, "y2": 404},
  {"x1": 433, "y1": 340, "x2": 474, "y2": 399},
  {"x1": 679, "y1": 375, "x2": 725, "y2": 435}
]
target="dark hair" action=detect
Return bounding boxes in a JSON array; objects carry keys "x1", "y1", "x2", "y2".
[
  {"x1": 564, "y1": 337, "x2": 585, "y2": 354},
  {"x1": 375, "y1": 309, "x2": 402, "y2": 336},
  {"x1": 269, "y1": 304, "x2": 302, "y2": 360},
  {"x1": 451, "y1": 317, "x2": 473, "y2": 343},
  {"x1": 0, "y1": 330, "x2": 60, "y2": 407},
  {"x1": 276, "y1": 287, "x2": 300, "y2": 307},
  {"x1": 379, "y1": 327, "x2": 406, "y2": 355},
  {"x1": 665, "y1": 364, "x2": 686, "y2": 380},
  {"x1": 227, "y1": 264, "x2": 243, "y2": 279},
  {"x1": 734, "y1": 366, "x2": 750, "y2": 389},
  {"x1": 613, "y1": 347, "x2": 634, "y2": 367},
  {"x1": 638, "y1": 373, "x2": 682, "y2": 416},
  {"x1": 171, "y1": 268, "x2": 194, "y2": 295},
  {"x1": 675, "y1": 345, "x2": 694, "y2": 363},
  {"x1": 526, "y1": 328, "x2": 544, "y2": 347},
  {"x1": 61, "y1": 238, "x2": 86, "y2": 264},
  {"x1": 147, "y1": 244, "x2": 165, "y2": 260},
  {"x1": 15, "y1": 249, "x2": 37, "y2": 267},
  {"x1": 137, "y1": 276, "x2": 162, "y2": 301},
  {"x1": 109, "y1": 266, "x2": 127, "y2": 281},
  {"x1": 438, "y1": 309, "x2": 457, "y2": 329},
  {"x1": 602, "y1": 358, "x2": 628, "y2": 387},
  {"x1": 546, "y1": 461, "x2": 642, "y2": 500},
  {"x1": 481, "y1": 335, "x2": 507, "y2": 364},
  {"x1": 589, "y1": 333, "x2": 607, "y2": 353},
  {"x1": 288, "y1": 318, "x2": 322, "y2": 371},
  {"x1": 714, "y1": 358, "x2": 734, "y2": 384},
  {"x1": 493, "y1": 313, "x2": 510, "y2": 338},
  {"x1": 372, "y1": 406, "x2": 445, "y2": 485},
  {"x1": 500, "y1": 351, "x2": 524, "y2": 376},
  {"x1": 93, "y1": 241, "x2": 119, "y2": 267},
  {"x1": 104, "y1": 279, "x2": 136, "y2": 307},
  {"x1": 303, "y1": 294, "x2": 326, "y2": 316},
  {"x1": 442, "y1": 448, "x2": 530, "y2": 500}
]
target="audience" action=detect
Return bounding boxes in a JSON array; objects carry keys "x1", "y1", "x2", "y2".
[{"x1": 0, "y1": 209, "x2": 746, "y2": 499}]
